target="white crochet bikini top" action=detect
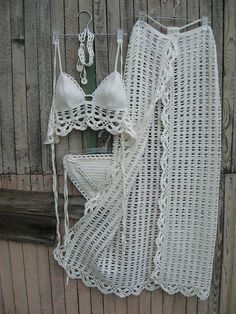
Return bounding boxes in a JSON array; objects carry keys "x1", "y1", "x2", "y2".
[{"x1": 45, "y1": 39, "x2": 136, "y2": 144}]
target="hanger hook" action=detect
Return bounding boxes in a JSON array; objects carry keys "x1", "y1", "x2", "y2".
[
  {"x1": 173, "y1": 0, "x2": 180, "y2": 17},
  {"x1": 76, "y1": 10, "x2": 93, "y2": 29}
]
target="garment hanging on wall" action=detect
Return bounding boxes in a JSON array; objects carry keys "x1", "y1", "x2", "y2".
[{"x1": 45, "y1": 19, "x2": 221, "y2": 299}]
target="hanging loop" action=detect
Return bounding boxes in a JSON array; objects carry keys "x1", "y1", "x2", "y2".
[
  {"x1": 173, "y1": 0, "x2": 180, "y2": 17},
  {"x1": 77, "y1": 10, "x2": 93, "y2": 30}
]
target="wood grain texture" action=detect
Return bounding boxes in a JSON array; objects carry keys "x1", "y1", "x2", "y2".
[
  {"x1": 9, "y1": 241, "x2": 29, "y2": 314},
  {"x1": 220, "y1": 174, "x2": 236, "y2": 314},
  {"x1": 24, "y1": 0, "x2": 42, "y2": 174},
  {"x1": 0, "y1": 0, "x2": 16, "y2": 174},
  {"x1": 37, "y1": 0, "x2": 53, "y2": 173},
  {"x1": 11, "y1": 0, "x2": 30, "y2": 175},
  {"x1": 0, "y1": 241, "x2": 16, "y2": 314},
  {"x1": 222, "y1": 0, "x2": 236, "y2": 172},
  {"x1": 23, "y1": 243, "x2": 41, "y2": 314}
]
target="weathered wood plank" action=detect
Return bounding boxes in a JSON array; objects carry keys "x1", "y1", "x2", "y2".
[
  {"x1": 32, "y1": 174, "x2": 54, "y2": 314},
  {"x1": 93, "y1": 0, "x2": 109, "y2": 151},
  {"x1": 64, "y1": 271, "x2": 79, "y2": 314},
  {"x1": 104, "y1": 294, "x2": 116, "y2": 314},
  {"x1": 0, "y1": 0, "x2": 15, "y2": 174},
  {"x1": 115, "y1": 295, "x2": 127, "y2": 314},
  {"x1": 9, "y1": 241, "x2": 29, "y2": 314},
  {"x1": 151, "y1": 289, "x2": 162, "y2": 314},
  {"x1": 78, "y1": 280, "x2": 92, "y2": 314},
  {"x1": 0, "y1": 275, "x2": 5, "y2": 314},
  {"x1": 120, "y1": 0, "x2": 134, "y2": 59},
  {"x1": 24, "y1": 0, "x2": 42, "y2": 174},
  {"x1": 0, "y1": 189, "x2": 85, "y2": 218},
  {"x1": 139, "y1": 291, "x2": 151, "y2": 314},
  {"x1": 90, "y1": 288, "x2": 104, "y2": 314},
  {"x1": 11, "y1": 0, "x2": 30, "y2": 174},
  {"x1": 0, "y1": 241, "x2": 16, "y2": 314},
  {"x1": 186, "y1": 296, "x2": 197, "y2": 314},
  {"x1": 163, "y1": 293, "x2": 174, "y2": 314},
  {"x1": 0, "y1": 211, "x2": 56, "y2": 245},
  {"x1": 222, "y1": 0, "x2": 236, "y2": 172},
  {"x1": 220, "y1": 174, "x2": 236, "y2": 314},
  {"x1": 37, "y1": 0, "x2": 53, "y2": 173},
  {"x1": 205, "y1": 0, "x2": 224, "y2": 313},
  {"x1": 49, "y1": 245, "x2": 66, "y2": 314},
  {"x1": 174, "y1": 293, "x2": 186, "y2": 314},
  {"x1": 127, "y1": 295, "x2": 139, "y2": 314},
  {"x1": 23, "y1": 243, "x2": 41, "y2": 314}
]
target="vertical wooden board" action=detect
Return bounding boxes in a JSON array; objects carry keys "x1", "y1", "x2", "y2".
[
  {"x1": 0, "y1": 274, "x2": 5, "y2": 314},
  {"x1": 37, "y1": 0, "x2": 53, "y2": 174},
  {"x1": 208, "y1": 183, "x2": 224, "y2": 314},
  {"x1": 174, "y1": 294, "x2": 186, "y2": 314},
  {"x1": 199, "y1": 0, "x2": 211, "y2": 21},
  {"x1": 133, "y1": 0, "x2": 148, "y2": 22},
  {"x1": 0, "y1": 0, "x2": 16, "y2": 174},
  {"x1": 1, "y1": 175, "x2": 13, "y2": 189},
  {"x1": 104, "y1": 294, "x2": 116, "y2": 314},
  {"x1": 222, "y1": 0, "x2": 236, "y2": 172},
  {"x1": 106, "y1": 0, "x2": 120, "y2": 71},
  {"x1": 127, "y1": 295, "x2": 139, "y2": 314},
  {"x1": 60, "y1": 218, "x2": 78, "y2": 314},
  {"x1": 36, "y1": 245, "x2": 54, "y2": 314},
  {"x1": 120, "y1": 0, "x2": 134, "y2": 59},
  {"x1": 31, "y1": 175, "x2": 54, "y2": 314},
  {"x1": 16, "y1": 174, "x2": 31, "y2": 191},
  {"x1": 197, "y1": 300, "x2": 208, "y2": 314},
  {"x1": 79, "y1": 0, "x2": 98, "y2": 151},
  {"x1": 210, "y1": 0, "x2": 224, "y2": 308},
  {"x1": 211, "y1": 0, "x2": 224, "y2": 90},
  {"x1": 147, "y1": 0, "x2": 161, "y2": 28},
  {"x1": 64, "y1": 271, "x2": 79, "y2": 314},
  {"x1": 139, "y1": 291, "x2": 151, "y2": 314},
  {"x1": 98, "y1": 0, "x2": 122, "y2": 152},
  {"x1": 77, "y1": 280, "x2": 92, "y2": 314},
  {"x1": 0, "y1": 241, "x2": 16, "y2": 314},
  {"x1": 23, "y1": 243, "x2": 41, "y2": 314},
  {"x1": 90, "y1": 288, "x2": 104, "y2": 314},
  {"x1": 49, "y1": 214, "x2": 66, "y2": 314},
  {"x1": 93, "y1": 0, "x2": 108, "y2": 84},
  {"x1": 93, "y1": 0, "x2": 109, "y2": 151},
  {"x1": 9, "y1": 241, "x2": 29, "y2": 314},
  {"x1": 151, "y1": 289, "x2": 162, "y2": 314},
  {"x1": 51, "y1": 0, "x2": 69, "y2": 175},
  {"x1": 186, "y1": 297, "x2": 197, "y2": 314},
  {"x1": 48, "y1": 246, "x2": 66, "y2": 314},
  {"x1": 115, "y1": 295, "x2": 127, "y2": 314},
  {"x1": 24, "y1": 0, "x2": 42, "y2": 174},
  {"x1": 162, "y1": 293, "x2": 174, "y2": 314},
  {"x1": 64, "y1": 0, "x2": 83, "y2": 154},
  {"x1": 220, "y1": 174, "x2": 236, "y2": 314},
  {"x1": 11, "y1": 0, "x2": 30, "y2": 175}
]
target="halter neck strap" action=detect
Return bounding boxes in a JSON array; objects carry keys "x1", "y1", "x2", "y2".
[
  {"x1": 114, "y1": 41, "x2": 123, "y2": 77},
  {"x1": 54, "y1": 41, "x2": 63, "y2": 79}
]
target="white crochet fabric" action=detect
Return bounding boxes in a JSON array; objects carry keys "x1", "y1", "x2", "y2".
[{"x1": 52, "y1": 20, "x2": 221, "y2": 299}]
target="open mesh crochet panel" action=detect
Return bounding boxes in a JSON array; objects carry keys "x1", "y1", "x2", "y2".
[{"x1": 51, "y1": 20, "x2": 221, "y2": 299}]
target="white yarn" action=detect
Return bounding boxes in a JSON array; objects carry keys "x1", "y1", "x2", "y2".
[{"x1": 50, "y1": 20, "x2": 221, "y2": 300}]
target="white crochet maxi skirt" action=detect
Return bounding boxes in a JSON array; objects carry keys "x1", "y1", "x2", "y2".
[{"x1": 54, "y1": 20, "x2": 221, "y2": 299}]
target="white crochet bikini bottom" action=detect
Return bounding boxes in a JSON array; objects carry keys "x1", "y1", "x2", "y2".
[
  {"x1": 53, "y1": 20, "x2": 221, "y2": 299},
  {"x1": 63, "y1": 154, "x2": 113, "y2": 200}
]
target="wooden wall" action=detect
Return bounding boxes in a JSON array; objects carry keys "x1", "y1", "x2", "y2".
[{"x1": 0, "y1": 0, "x2": 235, "y2": 313}]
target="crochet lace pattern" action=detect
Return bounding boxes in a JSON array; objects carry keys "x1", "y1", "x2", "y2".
[{"x1": 52, "y1": 20, "x2": 221, "y2": 299}]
